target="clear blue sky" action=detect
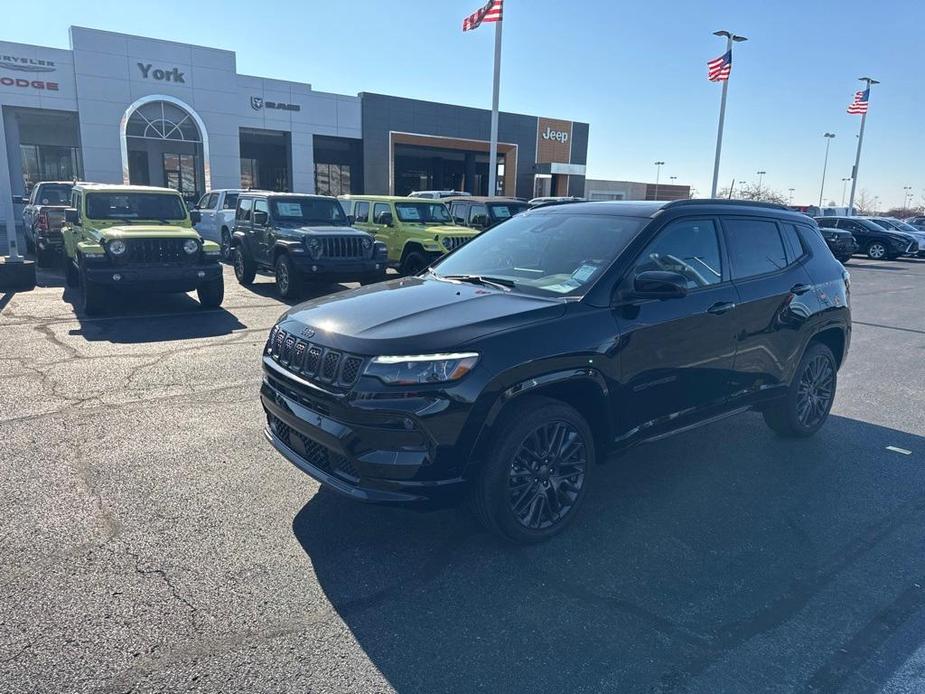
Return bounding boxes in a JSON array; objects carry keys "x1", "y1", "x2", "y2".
[{"x1": 4, "y1": 0, "x2": 923, "y2": 208}]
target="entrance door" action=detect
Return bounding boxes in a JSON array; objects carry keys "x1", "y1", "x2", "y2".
[
  {"x1": 163, "y1": 153, "x2": 199, "y2": 203},
  {"x1": 128, "y1": 151, "x2": 150, "y2": 186},
  {"x1": 534, "y1": 175, "x2": 552, "y2": 199}
]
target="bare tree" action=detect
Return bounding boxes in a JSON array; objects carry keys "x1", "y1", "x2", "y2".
[
  {"x1": 854, "y1": 190, "x2": 875, "y2": 215},
  {"x1": 717, "y1": 182, "x2": 789, "y2": 205}
]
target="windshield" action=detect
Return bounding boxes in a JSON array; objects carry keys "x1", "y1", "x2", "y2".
[
  {"x1": 870, "y1": 219, "x2": 896, "y2": 230},
  {"x1": 270, "y1": 198, "x2": 347, "y2": 226},
  {"x1": 395, "y1": 202, "x2": 452, "y2": 224},
  {"x1": 489, "y1": 202, "x2": 528, "y2": 221},
  {"x1": 35, "y1": 184, "x2": 72, "y2": 205},
  {"x1": 431, "y1": 212, "x2": 647, "y2": 297},
  {"x1": 891, "y1": 220, "x2": 919, "y2": 232},
  {"x1": 86, "y1": 193, "x2": 186, "y2": 221}
]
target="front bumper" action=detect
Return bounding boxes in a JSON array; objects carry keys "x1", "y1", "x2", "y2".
[
  {"x1": 260, "y1": 358, "x2": 469, "y2": 507},
  {"x1": 84, "y1": 259, "x2": 222, "y2": 291},
  {"x1": 292, "y1": 255, "x2": 387, "y2": 281}
]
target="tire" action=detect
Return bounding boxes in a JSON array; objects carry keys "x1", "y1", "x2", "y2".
[
  {"x1": 25, "y1": 229, "x2": 36, "y2": 254},
  {"x1": 399, "y1": 250, "x2": 427, "y2": 276},
  {"x1": 274, "y1": 253, "x2": 302, "y2": 299},
  {"x1": 469, "y1": 396, "x2": 595, "y2": 544},
  {"x1": 79, "y1": 258, "x2": 106, "y2": 316},
  {"x1": 866, "y1": 242, "x2": 887, "y2": 260},
  {"x1": 233, "y1": 244, "x2": 256, "y2": 285},
  {"x1": 220, "y1": 228, "x2": 232, "y2": 261},
  {"x1": 197, "y1": 276, "x2": 224, "y2": 308},
  {"x1": 64, "y1": 254, "x2": 79, "y2": 288},
  {"x1": 762, "y1": 342, "x2": 837, "y2": 438},
  {"x1": 36, "y1": 246, "x2": 55, "y2": 268}
]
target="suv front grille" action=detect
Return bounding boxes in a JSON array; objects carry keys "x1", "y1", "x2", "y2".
[
  {"x1": 441, "y1": 236, "x2": 471, "y2": 252},
  {"x1": 121, "y1": 238, "x2": 197, "y2": 264},
  {"x1": 322, "y1": 236, "x2": 366, "y2": 259},
  {"x1": 267, "y1": 327, "x2": 364, "y2": 388},
  {"x1": 267, "y1": 413, "x2": 358, "y2": 482}
]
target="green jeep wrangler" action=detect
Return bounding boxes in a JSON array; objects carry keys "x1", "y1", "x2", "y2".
[
  {"x1": 339, "y1": 195, "x2": 478, "y2": 275},
  {"x1": 61, "y1": 184, "x2": 224, "y2": 315}
]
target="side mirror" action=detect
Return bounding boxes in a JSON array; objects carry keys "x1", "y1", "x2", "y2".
[
  {"x1": 64, "y1": 208, "x2": 79, "y2": 224},
  {"x1": 346, "y1": 214, "x2": 356, "y2": 225},
  {"x1": 253, "y1": 210, "x2": 269, "y2": 226},
  {"x1": 632, "y1": 270, "x2": 688, "y2": 299},
  {"x1": 375, "y1": 211, "x2": 394, "y2": 226},
  {"x1": 189, "y1": 210, "x2": 201, "y2": 224},
  {"x1": 12, "y1": 195, "x2": 26, "y2": 205}
]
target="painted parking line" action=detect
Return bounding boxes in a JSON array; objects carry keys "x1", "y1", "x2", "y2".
[{"x1": 886, "y1": 446, "x2": 913, "y2": 456}]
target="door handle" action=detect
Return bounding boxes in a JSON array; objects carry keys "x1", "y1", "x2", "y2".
[
  {"x1": 790, "y1": 283, "x2": 812, "y2": 295},
  {"x1": 706, "y1": 301, "x2": 736, "y2": 315}
]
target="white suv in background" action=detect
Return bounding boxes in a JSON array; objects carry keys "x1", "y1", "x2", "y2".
[{"x1": 193, "y1": 189, "x2": 245, "y2": 260}]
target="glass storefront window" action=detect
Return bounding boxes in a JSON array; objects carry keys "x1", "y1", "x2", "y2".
[
  {"x1": 20, "y1": 144, "x2": 82, "y2": 192},
  {"x1": 314, "y1": 163, "x2": 352, "y2": 197}
]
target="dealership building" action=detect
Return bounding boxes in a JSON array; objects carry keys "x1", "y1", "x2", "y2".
[{"x1": 0, "y1": 26, "x2": 589, "y2": 240}]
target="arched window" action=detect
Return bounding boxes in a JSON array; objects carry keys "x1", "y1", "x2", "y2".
[{"x1": 125, "y1": 100, "x2": 202, "y2": 143}]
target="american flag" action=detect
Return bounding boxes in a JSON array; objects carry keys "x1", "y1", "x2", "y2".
[
  {"x1": 707, "y1": 50, "x2": 732, "y2": 82},
  {"x1": 847, "y1": 89, "x2": 870, "y2": 115},
  {"x1": 463, "y1": 0, "x2": 503, "y2": 31}
]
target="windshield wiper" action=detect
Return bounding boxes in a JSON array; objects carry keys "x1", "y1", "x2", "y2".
[{"x1": 438, "y1": 273, "x2": 516, "y2": 290}]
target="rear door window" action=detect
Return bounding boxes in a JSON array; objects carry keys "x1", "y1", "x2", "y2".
[{"x1": 723, "y1": 218, "x2": 788, "y2": 279}]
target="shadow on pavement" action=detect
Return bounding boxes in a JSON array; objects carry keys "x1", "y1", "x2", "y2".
[
  {"x1": 239, "y1": 277, "x2": 358, "y2": 307},
  {"x1": 292, "y1": 413, "x2": 925, "y2": 693}
]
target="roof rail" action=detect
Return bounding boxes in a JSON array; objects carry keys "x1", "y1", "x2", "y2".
[{"x1": 662, "y1": 198, "x2": 790, "y2": 211}]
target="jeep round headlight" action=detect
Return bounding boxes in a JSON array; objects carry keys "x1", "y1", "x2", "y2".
[
  {"x1": 362, "y1": 236, "x2": 373, "y2": 249},
  {"x1": 183, "y1": 239, "x2": 199, "y2": 255},
  {"x1": 306, "y1": 238, "x2": 323, "y2": 258},
  {"x1": 364, "y1": 353, "x2": 479, "y2": 385},
  {"x1": 108, "y1": 239, "x2": 126, "y2": 256}
]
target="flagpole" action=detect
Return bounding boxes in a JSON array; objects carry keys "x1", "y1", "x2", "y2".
[
  {"x1": 710, "y1": 31, "x2": 746, "y2": 198},
  {"x1": 847, "y1": 77, "x2": 877, "y2": 213},
  {"x1": 487, "y1": 19, "x2": 503, "y2": 197}
]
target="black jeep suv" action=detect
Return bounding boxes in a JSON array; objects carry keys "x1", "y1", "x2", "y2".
[
  {"x1": 232, "y1": 192, "x2": 387, "y2": 299},
  {"x1": 261, "y1": 200, "x2": 851, "y2": 543}
]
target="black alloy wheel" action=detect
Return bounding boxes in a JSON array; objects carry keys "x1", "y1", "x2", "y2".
[
  {"x1": 220, "y1": 229, "x2": 232, "y2": 261},
  {"x1": 763, "y1": 342, "x2": 837, "y2": 438},
  {"x1": 234, "y1": 245, "x2": 256, "y2": 285},
  {"x1": 508, "y1": 421, "x2": 588, "y2": 531}
]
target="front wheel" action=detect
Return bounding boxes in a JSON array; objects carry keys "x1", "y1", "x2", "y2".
[
  {"x1": 866, "y1": 242, "x2": 887, "y2": 260},
  {"x1": 233, "y1": 245, "x2": 256, "y2": 285},
  {"x1": 64, "y1": 255, "x2": 79, "y2": 287},
  {"x1": 79, "y1": 259, "x2": 106, "y2": 316},
  {"x1": 399, "y1": 251, "x2": 427, "y2": 276},
  {"x1": 274, "y1": 254, "x2": 302, "y2": 300},
  {"x1": 469, "y1": 396, "x2": 595, "y2": 544},
  {"x1": 197, "y1": 276, "x2": 224, "y2": 308},
  {"x1": 762, "y1": 342, "x2": 837, "y2": 438}
]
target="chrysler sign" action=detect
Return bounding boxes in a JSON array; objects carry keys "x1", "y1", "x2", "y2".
[{"x1": 0, "y1": 56, "x2": 56, "y2": 73}]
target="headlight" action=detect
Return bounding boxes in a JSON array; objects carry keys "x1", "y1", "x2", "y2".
[
  {"x1": 306, "y1": 238, "x2": 323, "y2": 258},
  {"x1": 362, "y1": 236, "x2": 373, "y2": 249},
  {"x1": 441, "y1": 237, "x2": 453, "y2": 250},
  {"x1": 364, "y1": 352, "x2": 479, "y2": 385},
  {"x1": 183, "y1": 239, "x2": 199, "y2": 255},
  {"x1": 108, "y1": 239, "x2": 126, "y2": 255}
]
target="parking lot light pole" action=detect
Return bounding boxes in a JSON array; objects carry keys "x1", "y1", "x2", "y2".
[
  {"x1": 756, "y1": 170, "x2": 766, "y2": 193},
  {"x1": 848, "y1": 77, "x2": 879, "y2": 213},
  {"x1": 788, "y1": 188, "x2": 795, "y2": 205},
  {"x1": 653, "y1": 161, "x2": 665, "y2": 199},
  {"x1": 903, "y1": 186, "x2": 913, "y2": 210},
  {"x1": 487, "y1": 18, "x2": 503, "y2": 198},
  {"x1": 710, "y1": 30, "x2": 747, "y2": 198},
  {"x1": 819, "y1": 133, "x2": 835, "y2": 207},
  {"x1": 841, "y1": 177, "x2": 851, "y2": 206}
]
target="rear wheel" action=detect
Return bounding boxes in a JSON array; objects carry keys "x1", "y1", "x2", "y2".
[
  {"x1": 470, "y1": 396, "x2": 594, "y2": 543},
  {"x1": 197, "y1": 276, "x2": 224, "y2": 308},
  {"x1": 763, "y1": 342, "x2": 837, "y2": 438},
  {"x1": 866, "y1": 242, "x2": 887, "y2": 260},
  {"x1": 220, "y1": 229, "x2": 232, "y2": 261},
  {"x1": 275, "y1": 254, "x2": 302, "y2": 300},
  {"x1": 399, "y1": 251, "x2": 427, "y2": 276},
  {"x1": 64, "y1": 254, "x2": 79, "y2": 287},
  {"x1": 233, "y1": 245, "x2": 256, "y2": 285}
]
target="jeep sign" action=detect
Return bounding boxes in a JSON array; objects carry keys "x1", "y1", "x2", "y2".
[
  {"x1": 137, "y1": 63, "x2": 186, "y2": 83},
  {"x1": 541, "y1": 126, "x2": 569, "y2": 144}
]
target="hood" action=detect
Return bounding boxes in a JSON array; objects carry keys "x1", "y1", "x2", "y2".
[
  {"x1": 405, "y1": 224, "x2": 477, "y2": 238},
  {"x1": 287, "y1": 225, "x2": 372, "y2": 237},
  {"x1": 96, "y1": 224, "x2": 198, "y2": 239},
  {"x1": 279, "y1": 276, "x2": 566, "y2": 354}
]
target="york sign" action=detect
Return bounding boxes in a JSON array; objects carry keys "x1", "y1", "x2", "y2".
[
  {"x1": 541, "y1": 126, "x2": 569, "y2": 144},
  {"x1": 137, "y1": 63, "x2": 186, "y2": 83}
]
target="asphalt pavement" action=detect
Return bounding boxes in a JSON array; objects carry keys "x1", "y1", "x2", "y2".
[{"x1": 1, "y1": 257, "x2": 924, "y2": 693}]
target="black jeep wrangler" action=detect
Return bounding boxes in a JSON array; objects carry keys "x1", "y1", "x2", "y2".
[{"x1": 231, "y1": 193, "x2": 387, "y2": 298}]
